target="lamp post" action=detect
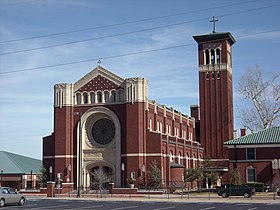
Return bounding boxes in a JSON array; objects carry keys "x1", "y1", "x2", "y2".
[
  {"x1": 141, "y1": 165, "x2": 145, "y2": 186},
  {"x1": 121, "y1": 163, "x2": 125, "y2": 188},
  {"x1": 68, "y1": 164, "x2": 71, "y2": 183},
  {"x1": 75, "y1": 111, "x2": 82, "y2": 198},
  {"x1": 30, "y1": 170, "x2": 33, "y2": 190},
  {"x1": 85, "y1": 170, "x2": 88, "y2": 192},
  {"x1": 0, "y1": 169, "x2": 3, "y2": 187},
  {"x1": 49, "y1": 166, "x2": 53, "y2": 181}
]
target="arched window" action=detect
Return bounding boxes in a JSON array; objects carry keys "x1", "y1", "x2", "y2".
[
  {"x1": 170, "y1": 151, "x2": 173, "y2": 162},
  {"x1": 206, "y1": 72, "x2": 209, "y2": 80},
  {"x1": 104, "y1": 91, "x2": 109, "y2": 103},
  {"x1": 205, "y1": 49, "x2": 210, "y2": 64},
  {"x1": 149, "y1": 118, "x2": 153, "y2": 131},
  {"x1": 118, "y1": 90, "x2": 124, "y2": 102},
  {"x1": 216, "y1": 48, "x2": 221, "y2": 63},
  {"x1": 90, "y1": 92, "x2": 95, "y2": 104},
  {"x1": 186, "y1": 153, "x2": 189, "y2": 168},
  {"x1": 217, "y1": 71, "x2": 220, "y2": 79},
  {"x1": 211, "y1": 49, "x2": 215, "y2": 64},
  {"x1": 178, "y1": 152, "x2": 181, "y2": 164},
  {"x1": 212, "y1": 71, "x2": 215, "y2": 80},
  {"x1": 76, "y1": 93, "x2": 81, "y2": 105},
  {"x1": 97, "y1": 92, "x2": 102, "y2": 103},
  {"x1": 111, "y1": 91, "x2": 116, "y2": 102},
  {"x1": 83, "y1": 92, "x2": 88, "y2": 104},
  {"x1": 193, "y1": 154, "x2": 196, "y2": 168}
]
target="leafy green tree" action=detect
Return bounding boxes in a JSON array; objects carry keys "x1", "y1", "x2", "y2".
[{"x1": 148, "y1": 160, "x2": 162, "y2": 188}]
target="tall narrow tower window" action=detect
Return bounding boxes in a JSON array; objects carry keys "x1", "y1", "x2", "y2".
[
  {"x1": 216, "y1": 48, "x2": 221, "y2": 63},
  {"x1": 211, "y1": 49, "x2": 215, "y2": 64},
  {"x1": 205, "y1": 49, "x2": 210, "y2": 64}
]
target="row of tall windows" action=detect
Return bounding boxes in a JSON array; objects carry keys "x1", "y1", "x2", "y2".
[
  {"x1": 75, "y1": 90, "x2": 124, "y2": 105},
  {"x1": 169, "y1": 151, "x2": 201, "y2": 168},
  {"x1": 149, "y1": 119, "x2": 193, "y2": 140},
  {"x1": 204, "y1": 48, "x2": 221, "y2": 65}
]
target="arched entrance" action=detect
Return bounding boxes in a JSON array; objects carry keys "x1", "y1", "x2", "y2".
[
  {"x1": 78, "y1": 106, "x2": 121, "y2": 189},
  {"x1": 88, "y1": 164, "x2": 114, "y2": 190}
]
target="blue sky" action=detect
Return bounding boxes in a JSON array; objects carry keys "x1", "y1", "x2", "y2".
[{"x1": 0, "y1": 0, "x2": 279, "y2": 160}]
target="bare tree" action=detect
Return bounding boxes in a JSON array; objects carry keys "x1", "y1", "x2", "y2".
[
  {"x1": 238, "y1": 65, "x2": 280, "y2": 131},
  {"x1": 91, "y1": 168, "x2": 110, "y2": 197}
]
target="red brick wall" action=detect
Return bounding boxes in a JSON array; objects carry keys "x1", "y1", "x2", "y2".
[{"x1": 228, "y1": 146, "x2": 279, "y2": 184}]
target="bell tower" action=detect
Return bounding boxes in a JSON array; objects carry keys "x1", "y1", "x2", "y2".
[{"x1": 193, "y1": 21, "x2": 235, "y2": 162}]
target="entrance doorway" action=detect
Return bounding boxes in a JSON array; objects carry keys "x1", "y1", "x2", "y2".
[{"x1": 89, "y1": 165, "x2": 113, "y2": 190}]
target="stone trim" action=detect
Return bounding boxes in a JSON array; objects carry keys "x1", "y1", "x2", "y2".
[{"x1": 43, "y1": 155, "x2": 76, "y2": 159}]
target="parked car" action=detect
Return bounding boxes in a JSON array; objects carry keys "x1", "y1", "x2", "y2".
[
  {"x1": 0, "y1": 187, "x2": 26, "y2": 207},
  {"x1": 217, "y1": 185, "x2": 255, "y2": 198}
]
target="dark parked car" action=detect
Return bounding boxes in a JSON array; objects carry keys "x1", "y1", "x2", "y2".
[
  {"x1": 217, "y1": 185, "x2": 255, "y2": 198},
  {"x1": 0, "y1": 187, "x2": 26, "y2": 207}
]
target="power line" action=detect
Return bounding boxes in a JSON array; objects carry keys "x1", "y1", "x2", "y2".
[
  {"x1": 1, "y1": 3, "x2": 279, "y2": 56},
  {"x1": 0, "y1": 29, "x2": 279, "y2": 75},
  {"x1": 0, "y1": 0, "x2": 258, "y2": 43}
]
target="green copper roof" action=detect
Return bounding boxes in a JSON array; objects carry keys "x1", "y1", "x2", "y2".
[
  {"x1": 224, "y1": 127, "x2": 280, "y2": 145},
  {"x1": 0, "y1": 151, "x2": 42, "y2": 174}
]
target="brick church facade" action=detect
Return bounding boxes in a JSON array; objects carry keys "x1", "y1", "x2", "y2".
[{"x1": 43, "y1": 30, "x2": 236, "y2": 189}]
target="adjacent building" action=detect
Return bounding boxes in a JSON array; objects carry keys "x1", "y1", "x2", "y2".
[
  {"x1": 0, "y1": 151, "x2": 41, "y2": 190},
  {"x1": 224, "y1": 127, "x2": 280, "y2": 185}
]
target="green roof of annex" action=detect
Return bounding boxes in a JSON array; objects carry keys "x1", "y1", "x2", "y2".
[
  {"x1": 224, "y1": 127, "x2": 280, "y2": 145},
  {"x1": 0, "y1": 151, "x2": 42, "y2": 174}
]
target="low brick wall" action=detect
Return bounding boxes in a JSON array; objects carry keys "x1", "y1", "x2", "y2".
[{"x1": 111, "y1": 188, "x2": 138, "y2": 194}]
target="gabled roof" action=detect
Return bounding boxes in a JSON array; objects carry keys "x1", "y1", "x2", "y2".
[
  {"x1": 0, "y1": 151, "x2": 42, "y2": 174},
  {"x1": 224, "y1": 127, "x2": 280, "y2": 146},
  {"x1": 74, "y1": 66, "x2": 124, "y2": 92}
]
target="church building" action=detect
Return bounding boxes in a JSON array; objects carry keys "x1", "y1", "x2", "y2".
[
  {"x1": 43, "y1": 66, "x2": 204, "y2": 189},
  {"x1": 43, "y1": 29, "x2": 236, "y2": 189}
]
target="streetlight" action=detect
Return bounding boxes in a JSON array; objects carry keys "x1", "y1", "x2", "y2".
[
  {"x1": 30, "y1": 170, "x2": 33, "y2": 190},
  {"x1": 68, "y1": 164, "x2": 71, "y2": 183},
  {"x1": 121, "y1": 163, "x2": 125, "y2": 188},
  {"x1": 74, "y1": 112, "x2": 82, "y2": 198},
  {"x1": 141, "y1": 165, "x2": 145, "y2": 186},
  {"x1": 0, "y1": 169, "x2": 3, "y2": 187},
  {"x1": 49, "y1": 166, "x2": 53, "y2": 181}
]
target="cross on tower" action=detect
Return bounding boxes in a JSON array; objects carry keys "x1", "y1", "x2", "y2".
[{"x1": 210, "y1": 16, "x2": 218, "y2": 33}]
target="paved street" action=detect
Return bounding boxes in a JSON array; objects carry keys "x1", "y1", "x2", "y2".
[{"x1": 3, "y1": 198, "x2": 280, "y2": 210}]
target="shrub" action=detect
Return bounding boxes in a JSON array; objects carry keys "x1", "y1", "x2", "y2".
[{"x1": 242, "y1": 182, "x2": 264, "y2": 192}]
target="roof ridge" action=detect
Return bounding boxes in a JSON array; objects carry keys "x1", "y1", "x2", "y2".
[
  {"x1": 225, "y1": 127, "x2": 280, "y2": 145},
  {"x1": 2, "y1": 151, "x2": 27, "y2": 173}
]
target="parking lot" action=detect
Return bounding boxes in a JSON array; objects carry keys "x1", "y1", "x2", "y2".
[{"x1": 2, "y1": 198, "x2": 280, "y2": 210}]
